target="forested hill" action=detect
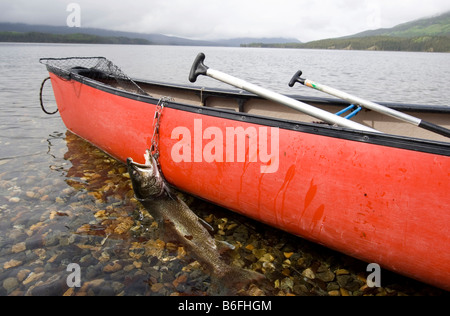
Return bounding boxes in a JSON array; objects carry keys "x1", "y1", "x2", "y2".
[
  {"x1": 243, "y1": 36, "x2": 450, "y2": 52},
  {"x1": 346, "y1": 11, "x2": 450, "y2": 38},
  {"x1": 0, "y1": 31, "x2": 154, "y2": 45},
  {"x1": 242, "y1": 11, "x2": 450, "y2": 52},
  {"x1": 0, "y1": 23, "x2": 299, "y2": 47}
]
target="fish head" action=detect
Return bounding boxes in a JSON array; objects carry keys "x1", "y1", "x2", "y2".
[{"x1": 127, "y1": 151, "x2": 166, "y2": 200}]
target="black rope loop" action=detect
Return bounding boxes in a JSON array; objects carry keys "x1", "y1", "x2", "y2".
[{"x1": 39, "y1": 77, "x2": 59, "y2": 115}]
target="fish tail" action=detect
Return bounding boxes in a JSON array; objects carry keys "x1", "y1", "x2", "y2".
[{"x1": 210, "y1": 266, "x2": 265, "y2": 295}]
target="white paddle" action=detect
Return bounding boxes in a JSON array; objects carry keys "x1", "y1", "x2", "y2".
[
  {"x1": 189, "y1": 53, "x2": 379, "y2": 134},
  {"x1": 289, "y1": 70, "x2": 450, "y2": 139}
]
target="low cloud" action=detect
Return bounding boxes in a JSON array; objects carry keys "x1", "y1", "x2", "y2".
[{"x1": 1, "y1": 0, "x2": 449, "y2": 42}]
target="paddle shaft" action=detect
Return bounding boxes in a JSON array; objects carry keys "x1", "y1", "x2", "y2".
[
  {"x1": 189, "y1": 53, "x2": 379, "y2": 133},
  {"x1": 290, "y1": 71, "x2": 450, "y2": 139}
]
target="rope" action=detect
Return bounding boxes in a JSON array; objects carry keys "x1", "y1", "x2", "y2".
[{"x1": 39, "y1": 77, "x2": 59, "y2": 115}]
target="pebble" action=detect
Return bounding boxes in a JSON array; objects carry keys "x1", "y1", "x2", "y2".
[
  {"x1": 12, "y1": 242, "x2": 26, "y2": 253},
  {"x1": 247, "y1": 284, "x2": 265, "y2": 296},
  {"x1": 23, "y1": 272, "x2": 45, "y2": 285},
  {"x1": 336, "y1": 274, "x2": 364, "y2": 292},
  {"x1": 173, "y1": 274, "x2": 188, "y2": 288},
  {"x1": 340, "y1": 288, "x2": 350, "y2": 296},
  {"x1": 63, "y1": 288, "x2": 74, "y2": 296},
  {"x1": 4, "y1": 259, "x2": 22, "y2": 269},
  {"x1": 26, "y1": 191, "x2": 37, "y2": 198},
  {"x1": 302, "y1": 268, "x2": 316, "y2": 280},
  {"x1": 133, "y1": 261, "x2": 142, "y2": 269},
  {"x1": 284, "y1": 252, "x2": 294, "y2": 259},
  {"x1": 328, "y1": 290, "x2": 340, "y2": 296},
  {"x1": 280, "y1": 278, "x2": 294, "y2": 292},
  {"x1": 335, "y1": 268, "x2": 350, "y2": 275},
  {"x1": 123, "y1": 264, "x2": 134, "y2": 272},
  {"x1": 316, "y1": 269, "x2": 335, "y2": 282},
  {"x1": 151, "y1": 283, "x2": 164, "y2": 293},
  {"x1": 17, "y1": 269, "x2": 31, "y2": 282},
  {"x1": 27, "y1": 275, "x2": 68, "y2": 296},
  {"x1": 103, "y1": 261, "x2": 122, "y2": 273},
  {"x1": 81, "y1": 279, "x2": 104, "y2": 291},
  {"x1": 3, "y1": 277, "x2": 19, "y2": 294}
]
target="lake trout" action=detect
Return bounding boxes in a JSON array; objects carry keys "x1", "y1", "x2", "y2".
[{"x1": 127, "y1": 151, "x2": 264, "y2": 295}]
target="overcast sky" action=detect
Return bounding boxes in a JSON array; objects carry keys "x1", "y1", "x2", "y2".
[{"x1": 1, "y1": 0, "x2": 450, "y2": 42}]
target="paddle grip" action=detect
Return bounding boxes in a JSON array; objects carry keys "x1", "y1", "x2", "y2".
[
  {"x1": 189, "y1": 53, "x2": 209, "y2": 83},
  {"x1": 288, "y1": 70, "x2": 306, "y2": 87},
  {"x1": 419, "y1": 120, "x2": 450, "y2": 139}
]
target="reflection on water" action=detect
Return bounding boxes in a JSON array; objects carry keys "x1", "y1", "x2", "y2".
[{"x1": 0, "y1": 131, "x2": 445, "y2": 296}]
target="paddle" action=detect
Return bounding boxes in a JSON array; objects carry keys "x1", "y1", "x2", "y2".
[
  {"x1": 289, "y1": 70, "x2": 450, "y2": 139},
  {"x1": 189, "y1": 53, "x2": 379, "y2": 133}
]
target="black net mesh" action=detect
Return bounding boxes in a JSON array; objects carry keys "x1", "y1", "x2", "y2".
[{"x1": 40, "y1": 57, "x2": 148, "y2": 96}]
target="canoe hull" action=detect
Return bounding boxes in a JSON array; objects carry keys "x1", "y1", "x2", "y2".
[{"x1": 49, "y1": 73, "x2": 450, "y2": 291}]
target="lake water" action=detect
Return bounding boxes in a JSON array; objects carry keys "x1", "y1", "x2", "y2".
[{"x1": 0, "y1": 43, "x2": 448, "y2": 296}]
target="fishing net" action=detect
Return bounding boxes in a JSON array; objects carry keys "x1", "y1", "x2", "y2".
[{"x1": 40, "y1": 57, "x2": 148, "y2": 95}]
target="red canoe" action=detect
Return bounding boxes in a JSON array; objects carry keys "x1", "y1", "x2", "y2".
[{"x1": 40, "y1": 57, "x2": 450, "y2": 290}]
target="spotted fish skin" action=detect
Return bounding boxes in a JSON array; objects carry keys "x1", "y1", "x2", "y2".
[{"x1": 127, "y1": 152, "x2": 264, "y2": 294}]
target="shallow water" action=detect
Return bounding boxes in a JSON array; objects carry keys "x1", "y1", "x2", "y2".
[{"x1": 0, "y1": 43, "x2": 448, "y2": 296}]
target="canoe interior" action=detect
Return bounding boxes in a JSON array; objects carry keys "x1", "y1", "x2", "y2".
[
  {"x1": 68, "y1": 65, "x2": 450, "y2": 142},
  {"x1": 125, "y1": 79, "x2": 450, "y2": 143}
]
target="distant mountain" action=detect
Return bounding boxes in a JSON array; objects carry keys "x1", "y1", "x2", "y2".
[
  {"x1": 242, "y1": 11, "x2": 450, "y2": 52},
  {"x1": 0, "y1": 23, "x2": 216, "y2": 46},
  {"x1": 0, "y1": 22, "x2": 299, "y2": 47},
  {"x1": 344, "y1": 11, "x2": 450, "y2": 38},
  {"x1": 0, "y1": 31, "x2": 156, "y2": 45},
  {"x1": 215, "y1": 37, "x2": 301, "y2": 46}
]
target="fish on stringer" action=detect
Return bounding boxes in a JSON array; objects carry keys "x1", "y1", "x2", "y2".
[{"x1": 127, "y1": 150, "x2": 264, "y2": 295}]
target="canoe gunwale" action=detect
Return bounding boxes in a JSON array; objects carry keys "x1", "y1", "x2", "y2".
[
  {"x1": 132, "y1": 77, "x2": 450, "y2": 114},
  {"x1": 45, "y1": 66, "x2": 450, "y2": 157}
]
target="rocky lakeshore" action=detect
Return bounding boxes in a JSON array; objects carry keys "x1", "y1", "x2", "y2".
[{"x1": 0, "y1": 132, "x2": 446, "y2": 296}]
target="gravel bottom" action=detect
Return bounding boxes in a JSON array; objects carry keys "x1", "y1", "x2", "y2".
[{"x1": 0, "y1": 132, "x2": 445, "y2": 296}]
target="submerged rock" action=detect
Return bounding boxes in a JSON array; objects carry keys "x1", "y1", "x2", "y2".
[{"x1": 3, "y1": 277, "x2": 19, "y2": 294}]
